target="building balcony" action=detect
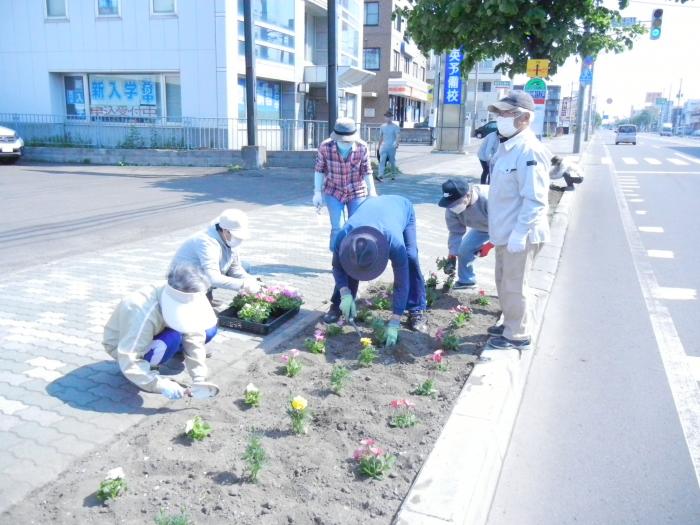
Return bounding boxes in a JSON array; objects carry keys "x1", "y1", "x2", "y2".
[{"x1": 304, "y1": 65, "x2": 375, "y2": 88}]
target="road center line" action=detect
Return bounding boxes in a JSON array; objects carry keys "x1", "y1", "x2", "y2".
[
  {"x1": 639, "y1": 226, "x2": 664, "y2": 233},
  {"x1": 606, "y1": 143, "x2": 700, "y2": 488},
  {"x1": 652, "y1": 287, "x2": 698, "y2": 301},
  {"x1": 648, "y1": 249, "x2": 674, "y2": 258}
]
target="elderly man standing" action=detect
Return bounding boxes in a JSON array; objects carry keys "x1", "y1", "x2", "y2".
[
  {"x1": 377, "y1": 110, "x2": 401, "y2": 181},
  {"x1": 485, "y1": 91, "x2": 551, "y2": 350}
]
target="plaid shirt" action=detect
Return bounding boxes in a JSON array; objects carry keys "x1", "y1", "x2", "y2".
[{"x1": 314, "y1": 138, "x2": 371, "y2": 203}]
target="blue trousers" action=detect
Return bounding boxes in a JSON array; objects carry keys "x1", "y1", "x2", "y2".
[
  {"x1": 379, "y1": 147, "x2": 398, "y2": 178},
  {"x1": 325, "y1": 194, "x2": 366, "y2": 251},
  {"x1": 143, "y1": 326, "x2": 217, "y2": 366},
  {"x1": 457, "y1": 229, "x2": 491, "y2": 285}
]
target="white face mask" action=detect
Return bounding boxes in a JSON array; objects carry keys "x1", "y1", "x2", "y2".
[
  {"x1": 496, "y1": 115, "x2": 519, "y2": 137},
  {"x1": 448, "y1": 201, "x2": 468, "y2": 214},
  {"x1": 225, "y1": 234, "x2": 241, "y2": 249}
]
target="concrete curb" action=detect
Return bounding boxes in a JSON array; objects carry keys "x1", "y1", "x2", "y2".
[{"x1": 395, "y1": 153, "x2": 586, "y2": 524}]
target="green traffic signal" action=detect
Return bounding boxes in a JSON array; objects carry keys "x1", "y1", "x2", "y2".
[{"x1": 650, "y1": 8, "x2": 663, "y2": 40}]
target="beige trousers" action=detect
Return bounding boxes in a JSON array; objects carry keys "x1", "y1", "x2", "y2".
[{"x1": 494, "y1": 242, "x2": 541, "y2": 341}]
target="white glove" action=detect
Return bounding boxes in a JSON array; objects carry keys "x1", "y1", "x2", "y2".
[
  {"x1": 242, "y1": 277, "x2": 262, "y2": 294},
  {"x1": 312, "y1": 191, "x2": 323, "y2": 209},
  {"x1": 507, "y1": 231, "x2": 528, "y2": 253},
  {"x1": 159, "y1": 379, "x2": 185, "y2": 400}
]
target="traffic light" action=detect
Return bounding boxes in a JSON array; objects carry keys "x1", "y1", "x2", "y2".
[{"x1": 650, "y1": 8, "x2": 663, "y2": 40}]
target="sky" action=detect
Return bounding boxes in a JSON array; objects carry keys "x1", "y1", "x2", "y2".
[{"x1": 512, "y1": 0, "x2": 700, "y2": 120}]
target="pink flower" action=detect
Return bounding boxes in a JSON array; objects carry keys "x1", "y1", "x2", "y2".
[
  {"x1": 479, "y1": 290, "x2": 486, "y2": 297},
  {"x1": 279, "y1": 355, "x2": 289, "y2": 363},
  {"x1": 390, "y1": 399, "x2": 405, "y2": 409},
  {"x1": 314, "y1": 329, "x2": 326, "y2": 342},
  {"x1": 452, "y1": 305, "x2": 471, "y2": 314},
  {"x1": 353, "y1": 447, "x2": 365, "y2": 461},
  {"x1": 369, "y1": 446, "x2": 384, "y2": 457},
  {"x1": 360, "y1": 438, "x2": 376, "y2": 446},
  {"x1": 430, "y1": 349, "x2": 444, "y2": 363},
  {"x1": 435, "y1": 328, "x2": 445, "y2": 341},
  {"x1": 404, "y1": 399, "x2": 416, "y2": 408},
  {"x1": 289, "y1": 349, "x2": 300, "y2": 358}
]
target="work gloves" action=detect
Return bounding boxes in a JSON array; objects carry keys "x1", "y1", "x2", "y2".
[
  {"x1": 242, "y1": 277, "x2": 262, "y2": 294},
  {"x1": 506, "y1": 231, "x2": 528, "y2": 254},
  {"x1": 159, "y1": 378, "x2": 186, "y2": 400},
  {"x1": 339, "y1": 290, "x2": 357, "y2": 320},
  {"x1": 474, "y1": 241, "x2": 495, "y2": 258},
  {"x1": 385, "y1": 319, "x2": 400, "y2": 347}
]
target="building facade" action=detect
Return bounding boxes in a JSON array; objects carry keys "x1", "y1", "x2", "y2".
[
  {"x1": 463, "y1": 59, "x2": 512, "y2": 128},
  {"x1": 0, "y1": 0, "x2": 372, "y2": 149},
  {"x1": 361, "y1": 0, "x2": 429, "y2": 126}
]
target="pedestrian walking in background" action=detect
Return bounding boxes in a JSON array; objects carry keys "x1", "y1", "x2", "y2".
[
  {"x1": 478, "y1": 130, "x2": 500, "y2": 184},
  {"x1": 170, "y1": 209, "x2": 261, "y2": 305},
  {"x1": 322, "y1": 195, "x2": 428, "y2": 345},
  {"x1": 438, "y1": 179, "x2": 492, "y2": 289},
  {"x1": 313, "y1": 117, "x2": 377, "y2": 251},
  {"x1": 377, "y1": 110, "x2": 401, "y2": 181},
  {"x1": 103, "y1": 263, "x2": 218, "y2": 399},
  {"x1": 485, "y1": 91, "x2": 551, "y2": 350}
]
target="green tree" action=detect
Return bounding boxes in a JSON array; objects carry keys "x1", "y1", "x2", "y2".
[{"x1": 400, "y1": 0, "x2": 675, "y2": 77}]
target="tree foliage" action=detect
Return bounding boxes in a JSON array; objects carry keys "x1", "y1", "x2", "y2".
[{"x1": 400, "y1": 0, "x2": 661, "y2": 77}]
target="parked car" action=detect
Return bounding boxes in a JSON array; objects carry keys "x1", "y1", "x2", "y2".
[
  {"x1": 0, "y1": 126, "x2": 24, "y2": 163},
  {"x1": 615, "y1": 124, "x2": 637, "y2": 145},
  {"x1": 474, "y1": 121, "x2": 497, "y2": 139}
]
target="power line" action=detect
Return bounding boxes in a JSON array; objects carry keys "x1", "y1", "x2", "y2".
[{"x1": 629, "y1": 0, "x2": 700, "y2": 9}]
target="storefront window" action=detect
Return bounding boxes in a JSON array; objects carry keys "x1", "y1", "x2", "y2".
[
  {"x1": 64, "y1": 76, "x2": 86, "y2": 119},
  {"x1": 89, "y1": 74, "x2": 161, "y2": 121},
  {"x1": 237, "y1": 78, "x2": 281, "y2": 120}
]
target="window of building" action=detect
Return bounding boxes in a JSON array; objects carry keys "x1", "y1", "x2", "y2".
[
  {"x1": 237, "y1": 41, "x2": 294, "y2": 65},
  {"x1": 480, "y1": 81, "x2": 492, "y2": 92},
  {"x1": 420, "y1": 66, "x2": 426, "y2": 81},
  {"x1": 392, "y1": 50, "x2": 400, "y2": 71},
  {"x1": 151, "y1": 0, "x2": 176, "y2": 15},
  {"x1": 237, "y1": 22, "x2": 295, "y2": 48},
  {"x1": 165, "y1": 75, "x2": 181, "y2": 121},
  {"x1": 237, "y1": 0, "x2": 295, "y2": 30},
  {"x1": 363, "y1": 48, "x2": 380, "y2": 70},
  {"x1": 341, "y1": 19, "x2": 360, "y2": 66},
  {"x1": 96, "y1": 0, "x2": 120, "y2": 16},
  {"x1": 412, "y1": 62, "x2": 418, "y2": 78},
  {"x1": 394, "y1": 14, "x2": 402, "y2": 31},
  {"x1": 364, "y1": 2, "x2": 378, "y2": 25},
  {"x1": 237, "y1": 78, "x2": 281, "y2": 120},
  {"x1": 46, "y1": 0, "x2": 67, "y2": 18},
  {"x1": 403, "y1": 57, "x2": 411, "y2": 74},
  {"x1": 64, "y1": 76, "x2": 86, "y2": 119}
]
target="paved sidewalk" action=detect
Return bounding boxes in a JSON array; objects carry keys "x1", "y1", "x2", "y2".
[{"x1": 0, "y1": 134, "x2": 576, "y2": 514}]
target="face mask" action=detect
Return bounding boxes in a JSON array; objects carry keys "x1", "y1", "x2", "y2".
[
  {"x1": 496, "y1": 115, "x2": 519, "y2": 137},
  {"x1": 449, "y1": 201, "x2": 468, "y2": 214},
  {"x1": 225, "y1": 235, "x2": 241, "y2": 249},
  {"x1": 336, "y1": 141, "x2": 352, "y2": 157}
]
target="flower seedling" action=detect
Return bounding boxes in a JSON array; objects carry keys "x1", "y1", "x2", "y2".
[
  {"x1": 280, "y1": 349, "x2": 302, "y2": 377},
  {"x1": 355, "y1": 308, "x2": 373, "y2": 323},
  {"x1": 269, "y1": 285, "x2": 304, "y2": 311},
  {"x1": 185, "y1": 415, "x2": 212, "y2": 441},
  {"x1": 304, "y1": 329, "x2": 326, "y2": 354},
  {"x1": 426, "y1": 272, "x2": 439, "y2": 290},
  {"x1": 371, "y1": 318, "x2": 388, "y2": 346},
  {"x1": 238, "y1": 302, "x2": 271, "y2": 323},
  {"x1": 358, "y1": 337, "x2": 378, "y2": 367},
  {"x1": 154, "y1": 510, "x2": 192, "y2": 525},
  {"x1": 450, "y1": 305, "x2": 472, "y2": 328},
  {"x1": 371, "y1": 288, "x2": 392, "y2": 310},
  {"x1": 288, "y1": 395, "x2": 310, "y2": 435},
  {"x1": 330, "y1": 364, "x2": 350, "y2": 395},
  {"x1": 353, "y1": 438, "x2": 396, "y2": 480},
  {"x1": 325, "y1": 324, "x2": 343, "y2": 337},
  {"x1": 428, "y1": 349, "x2": 448, "y2": 372},
  {"x1": 96, "y1": 467, "x2": 127, "y2": 502},
  {"x1": 413, "y1": 378, "x2": 438, "y2": 397},
  {"x1": 443, "y1": 273, "x2": 455, "y2": 291},
  {"x1": 389, "y1": 399, "x2": 418, "y2": 428},
  {"x1": 244, "y1": 383, "x2": 261, "y2": 408},
  {"x1": 426, "y1": 286, "x2": 440, "y2": 307},
  {"x1": 436, "y1": 328, "x2": 460, "y2": 351},
  {"x1": 475, "y1": 289, "x2": 490, "y2": 306},
  {"x1": 435, "y1": 256, "x2": 454, "y2": 276},
  {"x1": 243, "y1": 433, "x2": 266, "y2": 482}
]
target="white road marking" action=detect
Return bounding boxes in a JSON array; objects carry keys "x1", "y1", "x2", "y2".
[
  {"x1": 648, "y1": 249, "x2": 674, "y2": 258},
  {"x1": 636, "y1": 210, "x2": 648, "y2": 215},
  {"x1": 629, "y1": 198, "x2": 645, "y2": 203},
  {"x1": 622, "y1": 157, "x2": 639, "y2": 165},
  {"x1": 652, "y1": 287, "x2": 697, "y2": 301},
  {"x1": 645, "y1": 158, "x2": 662, "y2": 165},
  {"x1": 617, "y1": 170, "x2": 700, "y2": 175},
  {"x1": 601, "y1": 157, "x2": 611, "y2": 165},
  {"x1": 689, "y1": 356, "x2": 700, "y2": 382},
  {"x1": 668, "y1": 158, "x2": 690, "y2": 166},
  {"x1": 606, "y1": 142, "x2": 700, "y2": 488},
  {"x1": 639, "y1": 226, "x2": 664, "y2": 233},
  {"x1": 674, "y1": 152, "x2": 700, "y2": 165}
]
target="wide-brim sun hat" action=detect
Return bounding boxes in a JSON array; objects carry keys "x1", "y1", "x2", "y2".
[
  {"x1": 338, "y1": 226, "x2": 390, "y2": 281},
  {"x1": 161, "y1": 284, "x2": 217, "y2": 334},
  {"x1": 487, "y1": 90, "x2": 535, "y2": 113},
  {"x1": 330, "y1": 117, "x2": 360, "y2": 143},
  {"x1": 217, "y1": 208, "x2": 251, "y2": 240}
]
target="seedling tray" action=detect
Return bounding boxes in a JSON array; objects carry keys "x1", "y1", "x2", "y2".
[{"x1": 217, "y1": 306, "x2": 300, "y2": 335}]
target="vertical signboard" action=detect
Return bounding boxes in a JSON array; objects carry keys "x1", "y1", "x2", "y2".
[{"x1": 443, "y1": 49, "x2": 463, "y2": 104}]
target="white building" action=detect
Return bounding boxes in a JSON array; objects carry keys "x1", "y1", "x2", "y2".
[
  {"x1": 0, "y1": 0, "x2": 372, "y2": 149},
  {"x1": 463, "y1": 59, "x2": 512, "y2": 127}
]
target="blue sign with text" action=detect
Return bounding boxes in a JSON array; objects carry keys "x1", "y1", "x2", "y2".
[{"x1": 444, "y1": 49, "x2": 463, "y2": 105}]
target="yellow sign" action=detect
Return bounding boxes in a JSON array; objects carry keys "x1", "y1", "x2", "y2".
[{"x1": 526, "y1": 59, "x2": 550, "y2": 78}]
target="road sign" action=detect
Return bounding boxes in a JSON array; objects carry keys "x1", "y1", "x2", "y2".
[
  {"x1": 523, "y1": 78, "x2": 547, "y2": 104},
  {"x1": 493, "y1": 80, "x2": 513, "y2": 89},
  {"x1": 580, "y1": 67, "x2": 593, "y2": 86},
  {"x1": 583, "y1": 55, "x2": 595, "y2": 66},
  {"x1": 526, "y1": 59, "x2": 550, "y2": 78}
]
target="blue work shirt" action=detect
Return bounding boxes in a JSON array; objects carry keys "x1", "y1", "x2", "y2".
[{"x1": 332, "y1": 195, "x2": 414, "y2": 315}]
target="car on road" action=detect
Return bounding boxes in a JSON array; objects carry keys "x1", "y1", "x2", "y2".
[
  {"x1": 474, "y1": 121, "x2": 497, "y2": 138},
  {"x1": 0, "y1": 125, "x2": 24, "y2": 163},
  {"x1": 615, "y1": 124, "x2": 637, "y2": 145}
]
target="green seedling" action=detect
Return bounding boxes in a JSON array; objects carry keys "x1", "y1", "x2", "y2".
[
  {"x1": 184, "y1": 416, "x2": 212, "y2": 441},
  {"x1": 243, "y1": 433, "x2": 266, "y2": 482},
  {"x1": 413, "y1": 378, "x2": 438, "y2": 397},
  {"x1": 330, "y1": 364, "x2": 350, "y2": 394}
]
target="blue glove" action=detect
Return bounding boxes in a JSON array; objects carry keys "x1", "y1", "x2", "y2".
[
  {"x1": 385, "y1": 319, "x2": 400, "y2": 347},
  {"x1": 160, "y1": 379, "x2": 185, "y2": 400},
  {"x1": 339, "y1": 292, "x2": 357, "y2": 321}
]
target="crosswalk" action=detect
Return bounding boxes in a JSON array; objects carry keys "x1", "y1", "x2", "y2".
[{"x1": 607, "y1": 155, "x2": 699, "y2": 167}]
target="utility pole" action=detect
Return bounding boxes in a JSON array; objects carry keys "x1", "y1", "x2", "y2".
[
  {"x1": 472, "y1": 63, "x2": 479, "y2": 132},
  {"x1": 675, "y1": 78, "x2": 684, "y2": 134},
  {"x1": 327, "y1": 0, "x2": 338, "y2": 132},
  {"x1": 573, "y1": 59, "x2": 587, "y2": 154},
  {"x1": 243, "y1": 0, "x2": 257, "y2": 146},
  {"x1": 584, "y1": 62, "x2": 595, "y2": 141}
]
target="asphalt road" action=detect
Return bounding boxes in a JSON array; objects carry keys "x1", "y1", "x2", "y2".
[{"x1": 487, "y1": 132, "x2": 700, "y2": 524}]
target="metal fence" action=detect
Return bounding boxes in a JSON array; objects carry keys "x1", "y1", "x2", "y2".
[{"x1": 0, "y1": 113, "x2": 390, "y2": 152}]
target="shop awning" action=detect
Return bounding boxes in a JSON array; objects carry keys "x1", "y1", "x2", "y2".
[
  {"x1": 304, "y1": 66, "x2": 376, "y2": 88},
  {"x1": 387, "y1": 77, "x2": 429, "y2": 102}
]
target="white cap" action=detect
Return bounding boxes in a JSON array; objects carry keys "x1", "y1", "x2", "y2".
[
  {"x1": 217, "y1": 209, "x2": 250, "y2": 240},
  {"x1": 160, "y1": 284, "x2": 217, "y2": 334}
]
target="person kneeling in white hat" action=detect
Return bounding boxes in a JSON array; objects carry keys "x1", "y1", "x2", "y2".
[
  {"x1": 102, "y1": 263, "x2": 218, "y2": 399},
  {"x1": 170, "y1": 209, "x2": 261, "y2": 305}
]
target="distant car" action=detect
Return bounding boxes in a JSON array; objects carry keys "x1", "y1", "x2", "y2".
[
  {"x1": 0, "y1": 125, "x2": 24, "y2": 163},
  {"x1": 691, "y1": 129, "x2": 700, "y2": 137},
  {"x1": 615, "y1": 124, "x2": 637, "y2": 145},
  {"x1": 474, "y1": 121, "x2": 497, "y2": 139}
]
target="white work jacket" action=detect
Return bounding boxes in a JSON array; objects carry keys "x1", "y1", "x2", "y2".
[{"x1": 488, "y1": 127, "x2": 551, "y2": 246}]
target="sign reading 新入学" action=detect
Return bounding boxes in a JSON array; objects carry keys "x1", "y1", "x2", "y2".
[{"x1": 443, "y1": 49, "x2": 463, "y2": 105}]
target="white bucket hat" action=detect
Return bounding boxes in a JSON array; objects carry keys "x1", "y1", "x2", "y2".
[
  {"x1": 160, "y1": 284, "x2": 217, "y2": 334},
  {"x1": 217, "y1": 208, "x2": 250, "y2": 240},
  {"x1": 330, "y1": 117, "x2": 360, "y2": 143}
]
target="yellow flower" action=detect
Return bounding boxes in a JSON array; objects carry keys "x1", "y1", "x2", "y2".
[
  {"x1": 291, "y1": 395, "x2": 308, "y2": 411},
  {"x1": 360, "y1": 337, "x2": 373, "y2": 348}
]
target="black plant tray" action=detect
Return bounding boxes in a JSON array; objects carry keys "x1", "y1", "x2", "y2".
[{"x1": 217, "y1": 306, "x2": 300, "y2": 335}]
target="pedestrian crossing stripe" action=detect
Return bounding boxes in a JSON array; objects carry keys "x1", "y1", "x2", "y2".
[
  {"x1": 622, "y1": 157, "x2": 638, "y2": 165},
  {"x1": 644, "y1": 158, "x2": 661, "y2": 165},
  {"x1": 674, "y1": 152, "x2": 700, "y2": 165},
  {"x1": 668, "y1": 158, "x2": 689, "y2": 166}
]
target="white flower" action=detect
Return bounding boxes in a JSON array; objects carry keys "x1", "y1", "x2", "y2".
[
  {"x1": 105, "y1": 467, "x2": 125, "y2": 480},
  {"x1": 185, "y1": 418, "x2": 195, "y2": 434},
  {"x1": 245, "y1": 383, "x2": 259, "y2": 394}
]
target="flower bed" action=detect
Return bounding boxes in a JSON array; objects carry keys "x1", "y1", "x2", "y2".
[{"x1": 5, "y1": 281, "x2": 500, "y2": 525}]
